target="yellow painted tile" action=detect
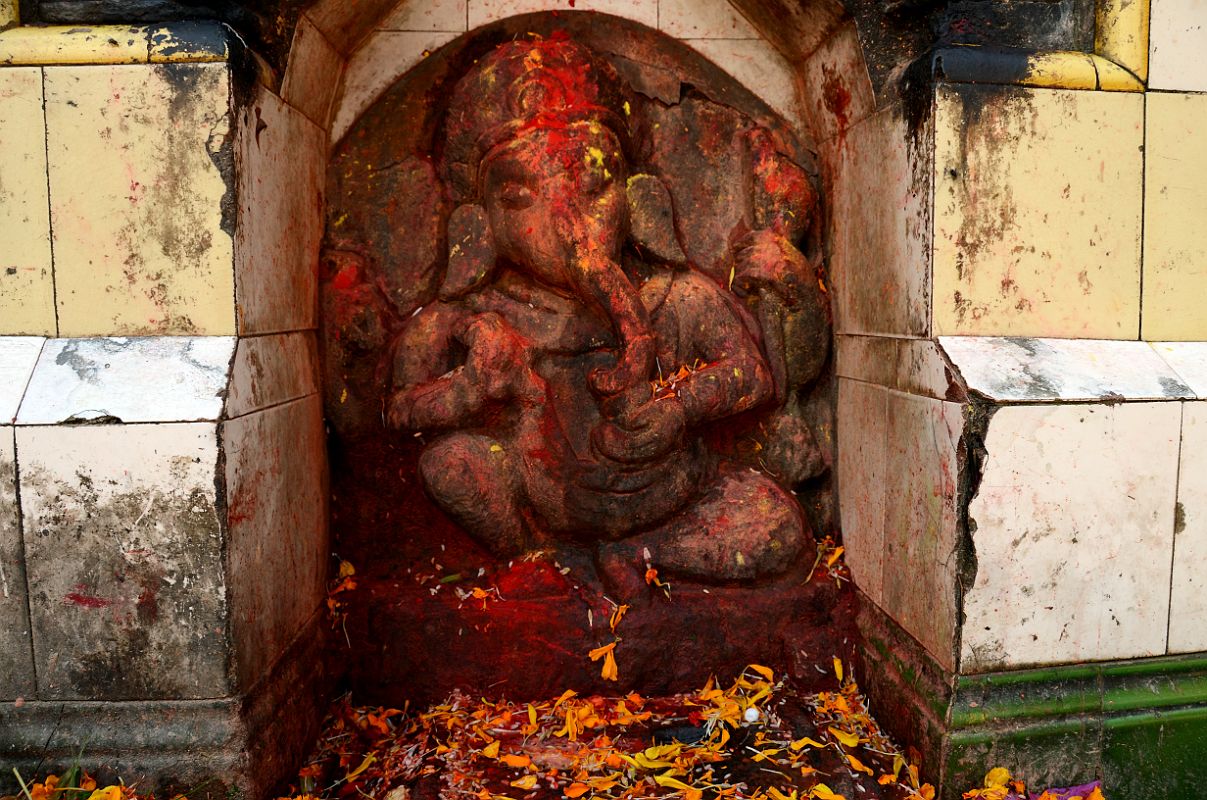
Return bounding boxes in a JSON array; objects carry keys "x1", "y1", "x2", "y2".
[
  {"x1": 0, "y1": 25, "x2": 148, "y2": 64},
  {"x1": 0, "y1": 67, "x2": 55, "y2": 335},
  {"x1": 1142, "y1": 92, "x2": 1207, "y2": 341},
  {"x1": 45, "y1": 64, "x2": 235, "y2": 336},
  {"x1": 933, "y1": 85, "x2": 1143, "y2": 338}
]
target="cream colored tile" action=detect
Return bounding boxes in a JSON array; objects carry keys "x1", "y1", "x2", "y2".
[
  {"x1": 223, "y1": 396, "x2": 326, "y2": 690},
  {"x1": 939, "y1": 337, "x2": 1193, "y2": 402},
  {"x1": 880, "y1": 391, "x2": 963, "y2": 672},
  {"x1": 0, "y1": 429, "x2": 35, "y2": 698},
  {"x1": 380, "y1": 0, "x2": 468, "y2": 30},
  {"x1": 18, "y1": 422, "x2": 228, "y2": 700},
  {"x1": 1151, "y1": 341, "x2": 1207, "y2": 397},
  {"x1": 17, "y1": 337, "x2": 233, "y2": 425},
  {"x1": 826, "y1": 104, "x2": 931, "y2": 337},
  {"x1": 659, "y1": 0, "x2": 758, "y2": 38},
  {"x1": 467, "y1": 0, "x2": 657, "y2": 29},
  {"x1": 0, "y1": 336, "x2": 44, "y2": 423},
  {"x1": 45, "y1": 64, "x2": 235, "y2": 336},
  {"x1": 330, "y1": 30, "x2": 458, "y2": 144},
  {"x1": 236, "y1": 88, "x2": 324, "y2": 335},
  {"x1": 280, "y1": 16, "x2": 344, "y2": 128},
  {"x1": 1149, "y1": 0, "x2": 1207, "y2": 92},
  {"x1": 933, "y1": 85, "x2": 1143, "y2": 338},
  {"x1": 0, "y1": 67, "x2": 55, "y2": 336},
  {"x1": 836, "y1": 377, "x2": 888, "y2": 606},
  {"x1": 683, "y1": 38, "x2": 800, "y2": 127},
  {"x1": 799, "y1": 23, "x2": 875, "y2": 145},
  {"x1": 226, "y1": 332, "x2": 319, "y2": 418},
  {"x1": 1142, "y1": 92, "x2": 1207, "y2": 340},
  {"x1": 963, "y1": 402, "x2": 1181, "y2": 671},
  {"x1": 1171, "y1": 401, "x2": 1207, "y2": 652}
]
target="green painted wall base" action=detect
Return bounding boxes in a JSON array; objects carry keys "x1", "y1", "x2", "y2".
[{"x1": 856, "y1": 593, "x2": 1207, "y2": 800}]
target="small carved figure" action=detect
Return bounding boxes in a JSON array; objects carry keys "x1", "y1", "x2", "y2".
[{"x1": 382, "y1": 36, "x2": 827, "y2": 586}]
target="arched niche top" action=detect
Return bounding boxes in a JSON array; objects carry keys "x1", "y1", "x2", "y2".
[
  {"x1": 304, "y1": 0, "x2": 847, "y2": 63},
  {"x1": 290, "y1": 0, "x2": 878, "y2": 148},
  {"x1": 329, "y1": 8, "x2": 806, "y2": 144}
]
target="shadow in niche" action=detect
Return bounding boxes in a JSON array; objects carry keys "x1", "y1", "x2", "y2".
[{"x1": 319, "y1": 11, "x2": 851, "y2": 706}]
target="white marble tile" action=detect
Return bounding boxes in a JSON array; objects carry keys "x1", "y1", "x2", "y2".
[
  {"x1": 836, "y1": 377, "x2": 888, "y2": 606},
  {"x1": 17, "y1": 337, "x2": 233, "y2": 425},
  {"x1": 0, "y1": 429, "x2": 35, "y2": 698},
  {"x1": 880, "y1": 391, "x2": 964, "y2": 672},
  {"x1": 682, "y1": 38, "x2": 801, "y2": 128},
  {"x1": 1171, "y1": 401, "x2": 1207, "y2": 653},
  {"x1": 18, "y1": 422, "x2": 228, "y2": 700},
  {"x1": 0, "y1": 337, "x2": 45, "y2": 424},
  {"x1": 236, "y1": 88, "x2": 326, "y2": 335},
  {"x1": 962, "y1": 402, "x2": 1181, "y2": 671},
  {"x1": 825, "y1": 104, "x2": 931, "y2": 337},
  {"x1": 223, "y1": 395, "x2": 327, "y2": 690},
  {"x1": 226, "y1": 332, "x2": 320, "y2": 418},
  {"x1": 280, "y1": 15, "x2": 345, "y2": 128},
  {"x1": 380, "y1": 0, "x2": 468, "y2": 30},
  {"x1": 1152, "y1": 342, "x2": 1207, "y2": 398},
  {"x1": 1148, "y1": 0, "x2": 1207, "y2": 92},
  {"x1": 939, "y1": 337, "x2": 1193, "y2": 402},
  {"x1": 330, "y1": 30, "x2": 459, "y2": 144},
  {"x1": 659, "y1": 0, "x2": 758, "y2": 38}
]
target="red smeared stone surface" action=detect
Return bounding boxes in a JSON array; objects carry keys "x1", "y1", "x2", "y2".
[{"x1": 341, "y1": 556, "x2": 856, "y2": 707}]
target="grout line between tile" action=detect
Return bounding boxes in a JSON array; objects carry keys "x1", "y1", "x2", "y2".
[
  {"x1": 1164, "y1": 400, "x2": 1185, "y2": 655},
  {"x1": 9, "y1": 426, "x2": 41, "y2": 697},
  {"x1": 38, "y1": 67, "x2": 59, "y2": 338},
  {"x1": 1138, "y1": 91, "x2": 1147, "y2": 340}
]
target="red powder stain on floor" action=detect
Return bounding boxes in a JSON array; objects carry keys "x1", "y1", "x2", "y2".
[{"x1": 63, "y1": 586, "x2": 115, "y2": 609}]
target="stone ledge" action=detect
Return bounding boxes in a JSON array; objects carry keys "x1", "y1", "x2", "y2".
[
  {"x1": 0, "y1": 22, "x2": 229, "y2": 66},
  {"x1": 0, "y1": 606, "x2": 332, "y2": 799},
  {"x1": 857, "y1": 595, "x2": 1207, "y2": 800}
]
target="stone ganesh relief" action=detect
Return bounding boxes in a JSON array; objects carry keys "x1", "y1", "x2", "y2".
[{"x1": 323, "y1": 22, "x2": 836, "y2": 700}]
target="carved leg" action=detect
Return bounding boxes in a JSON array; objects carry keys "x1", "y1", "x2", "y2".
[
  {"x1": 597, "y1": 464, "x2": 809, "y2": 591},
  {"x1": 419, "y1": 433, "x2": 528, "y2": 557}
]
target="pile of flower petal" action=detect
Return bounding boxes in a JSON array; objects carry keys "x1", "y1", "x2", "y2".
[
  {"x1": 961, "y1": 768, "x2": 1106, "y2": 800},
  {"x1": 291, "y1": 665, "x2": 936, "y2": 800}
]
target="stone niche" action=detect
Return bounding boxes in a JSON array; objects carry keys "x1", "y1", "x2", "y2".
[{"x1": 319, "y1": 12, "x2": 844, "y2": 705}]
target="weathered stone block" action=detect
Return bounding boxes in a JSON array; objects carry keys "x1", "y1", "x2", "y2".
[
  {"x1": 880, "y1": 390, "x2": 963, "y2": 672},
  {"x1": 17, "y1": 336, "x2": 234, "y2": 425},
  {"x1": 45, "y1": 62, "x2": 235, "y2": 336},
  {"x1": 0, "y1": 67, "x2": 55, "y2": 336},
  {"x1": 17, "y1": 423, "x2": 228, "y2": 700},
  {"x1": 224, "y1": 394, "x2": 327, "y2": 691},
  {"x1": 826, "y1": 104, "x2": 932, "y2": 337},
  {"x1": 236, "y1": 86, "x2": 324, "y2": 333}
]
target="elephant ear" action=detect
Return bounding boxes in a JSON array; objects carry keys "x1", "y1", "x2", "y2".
[
  {"x1": 440, "y1": 203, "x2": 498, "y2": 300},
  {"x1": 626, "y1": 173, "x2": 687, "y2": 267}
]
